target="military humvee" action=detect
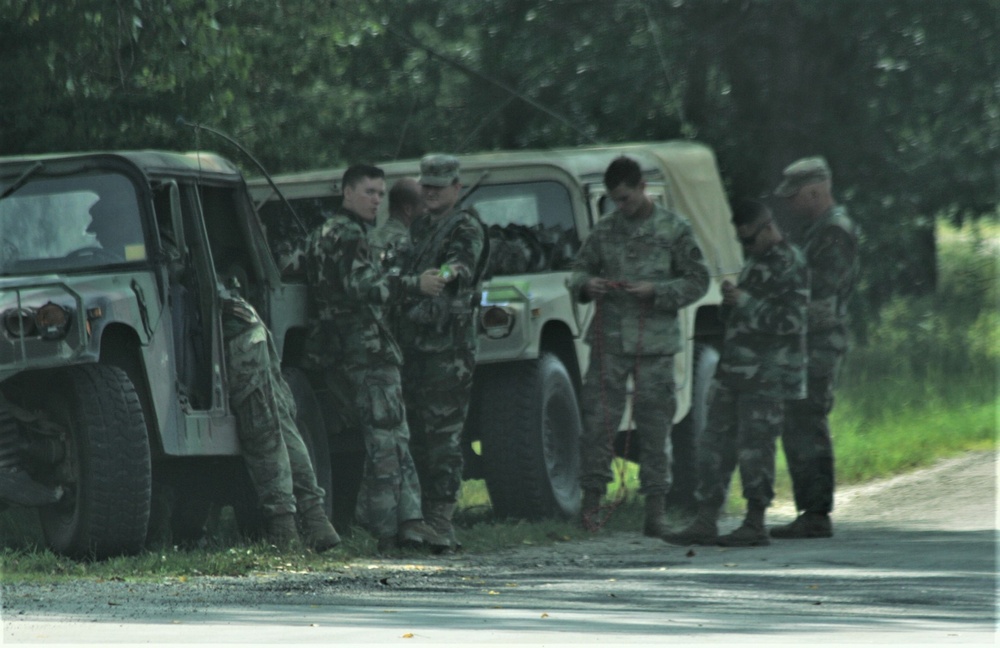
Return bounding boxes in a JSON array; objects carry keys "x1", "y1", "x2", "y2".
[
  {"x1": 0, "y1": 151, "x2": 333, "y2": 558},
  {"x1": 249, "y1": 141, "x2": 743, "y2": 521}
]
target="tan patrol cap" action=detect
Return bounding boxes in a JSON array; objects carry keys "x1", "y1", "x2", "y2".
[
  {"x1": 773, "y1": 156, "x2": 831, "y2": 198},
  {"x1": 418, "y1": 154, "x2": 460, "y2": 187}
]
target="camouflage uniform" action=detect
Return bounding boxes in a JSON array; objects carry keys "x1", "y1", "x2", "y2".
[
  {"x1": 396, "y1": 207, "x2": 487, "y2": 506},
  {"x1": 302, "y1": 207, "x2": 426, "y2": 538},
  {"x1": 693, "y1": 240, "x2": 809, "y2": 513},
  {"x1": 569, "y1": 203, "x2": 709, "y2": 497},
  {"x1": 221, "y1": 293, "x2": 326, "y2": 517},
  {"x1": 782, "y1": 205, "x2": 860, "y2": 515},
  {"x1": 369, "y1": 216, "x2": 412, "y2": 272},
  {"x1": 369, "y1": 215, "x2": 412, "y2": 339}
]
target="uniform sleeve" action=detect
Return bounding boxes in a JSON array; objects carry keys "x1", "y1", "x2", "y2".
[
  {"x1": 654, "y1": 224, "x2": 709, "y2": 312},
  {"x1": 568, "y1": 226, "x2": 604, "y2": 303},
  {"x1": 441, "y1": 215, "x2": 486, "y2": 289},
  {"x1": 311, "y1": 223, "x2": 410, "y2": 306},
  {"x1": 808, "y1": 227, "x2": 857, "y2": 331},
  {"x1": 731, "y1": 259, "x2": 809, "y2": 336}
]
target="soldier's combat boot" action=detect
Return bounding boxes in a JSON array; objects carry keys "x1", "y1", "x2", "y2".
[
  {"x1": 643, "y1": 493, "x2": 670, "y2": 538},
  {"x1": 298, "y1": 504, "x2": 341, "y2": 553},
  {"x1": 398, "y1": 519, "x2": 452, "y2": 553},
  {"x1": 265, "y1": 513, "x2": 301, "y2": 549},
  {"x1": 769, "y1": 511, "x2": 833, "y2": 539},
  {"x1": 661, "y1": 505, "x2": 719, "y2": 546},
  {"x1": 424, "y1": 500, "x2": 460, "y2": 551},
  {"x1": 580, "y1": 489, "x2": 603, "y2": 530},
  {"x1": 717, "y1": 506, "x2": 769, "y2": 547}
]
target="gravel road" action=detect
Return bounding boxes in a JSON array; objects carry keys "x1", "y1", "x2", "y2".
[{"x1": 2, "y1": 449, "x2": 996, "y2": 646}]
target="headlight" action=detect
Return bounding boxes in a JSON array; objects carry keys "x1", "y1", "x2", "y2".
[
  {"x1": 32, "y1": 302, "x2": 73, "y2": 340},
  {"x1": 480, "y1": 305, "x2": 515, "y2": 339},
  {"x1": 4, "y1": 307, "x2": 37, "y2": 337}
]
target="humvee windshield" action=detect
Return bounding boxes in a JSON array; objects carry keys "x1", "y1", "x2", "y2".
[
  {"x1": 463, "y1": 180, "x2": 579, "y2": 274},
  {"x1": 0, "y1": 170, "x2": 147, "y2": 275}
]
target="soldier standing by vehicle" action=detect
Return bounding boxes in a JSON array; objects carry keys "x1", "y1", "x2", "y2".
[
  {"x1": 397, "y1": 154, "x2": 488, "y2": 550},
  {"x1": 569, "y1": 155, "x2": 709, "y2": 538},
  {"x1": 302, "y1": 164, "x2": 448, "y2": 552},
  {"x1": 663, "y1": 199, "x2": 808, "y2": 547},
  {"x1": 770, "y1": 157, "x2": 860, "y2": 540},
  {"x1": 154, "y1": 224, "x2": 341, "y2": 552},
  {"x1": 370, "y1": 177, "x2": 422, "y2": 272},
  {"x1": 220, "y1": 289, "x2": 342, "y2": 552}
]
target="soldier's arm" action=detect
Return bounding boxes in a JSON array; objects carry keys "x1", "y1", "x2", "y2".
[
  {"x1": 441, "y1": 216, "x2": 486, "y2": 288},
  {"x1": 568, "y1": 230, "x2": 604, "y2": 303},
  {"x1": 653, "y1": 226, "x2": 710, "y2": 312},
  {"x1": 731, "y1": 262, "x2": 809, "y2": 336},
  {"x1": 808, "y1": 227, "x2": 857, "y2": 331}
]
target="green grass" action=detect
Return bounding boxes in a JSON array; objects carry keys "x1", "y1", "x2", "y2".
[{"x1": 1, "y1": 217, "x2": 996, "y2": 579}]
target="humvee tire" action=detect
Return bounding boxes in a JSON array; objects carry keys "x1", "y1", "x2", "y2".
[
  {"x1": 39, "y1": 365, "x2": 152, "y2": 559},
  {"x1": 478, "y1": 353, "x2": 581, "y2": 519}
]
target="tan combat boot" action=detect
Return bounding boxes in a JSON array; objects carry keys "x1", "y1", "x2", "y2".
[
  {"x1": 661, "y1": 505, "x2": 719, "y2": 546},
  {"x1": 265, "y1": 513, "x2": 301, "y2": 549},
  {"x1": 717, "y1": 507, "x2": 769, "y2": 547},
  {"x1": 398, "y1": 519, "x2": 452, "y2": 553},
  {"x1": 643, "y1": 493, "x2": 670, "y2": 538},
  {"x1": 424, "y1": 500, "x2": 460, "y2": 551},
  {"x1": 298, "y1": 504, "x2": 341, "y2": 553},
  {"x1": 580, "y1": 489, "x2": 603, "y2": 530}
]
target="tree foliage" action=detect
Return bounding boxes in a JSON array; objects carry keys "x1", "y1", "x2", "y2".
[{"x1": 1, "y1": 0, "x2": 996, "y2": 315}]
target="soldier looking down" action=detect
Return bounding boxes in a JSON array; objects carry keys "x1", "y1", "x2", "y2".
[
  {"x1": 569, "y1": 155, "x2": 709, "y2": 539},
  {"x1": 663, "y1": 199, "x2": 809, "y2": 547},
  {"x1": 770, "y1": 156, "x2": 860, "y2": 540},
  {"x1": 396, "y1": 154, "x2": 488, "y2": 551}
]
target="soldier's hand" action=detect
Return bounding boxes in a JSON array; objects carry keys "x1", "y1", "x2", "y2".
[
  {"x1": 419, "y1": 269, "x2": 447, "y2": 297},
  {"x1": 721, "y1": 280, "x2": 741, "y2": 306},
  {"x1": 585, "y1": 277, "x2": 613, "y2": 297},
  {"x1": 624, "y1": 281, "x2": 655, "y2": 300}
]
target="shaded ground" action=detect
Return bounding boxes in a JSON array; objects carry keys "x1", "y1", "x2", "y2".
[{"x1": 2, "y1": 450, "x2": 996, "y2": 646}]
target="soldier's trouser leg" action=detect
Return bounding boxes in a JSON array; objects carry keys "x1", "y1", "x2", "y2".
[
  {"x1": 269, "y1": 348, "x2": 325, "y2": 512},
  {"x1": 347, "y1": 366, "x2": 423, "y2": 538},
  {"x1": 579, "y1": 352, "x2": 631, "y2": 494},
  {"x1": 227, "y1": 326, "x2": 295, "y2": 517},
  {"x1": 402, "y1": 349, "x2": 474, "y2": 504},
  {"x1": 736, "y1": 393, "x2": 783, "y2": 512},
  {"x1": 782, "y1": 348, "x2": 842, "y2": 515},
  {"x1": 693, "y1": 382, "x2": 738, "y2": 513},
  {"x1": 632, "y1": 356, "x2": 677, "y2": 496}
]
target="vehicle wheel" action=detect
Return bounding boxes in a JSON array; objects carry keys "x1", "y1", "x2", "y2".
[
  {"x1": 478, "y1": 353, "x2": 582, "y2": 520},
  {"x1": 665, "y1": 342, "x2": 719, "y2": 513},
  {"x1": 38, "y1": 364, "x2": 152, "y2": 559},
  {"x1": 282, "y1": 367, "x2": 334, "y2": 521}
]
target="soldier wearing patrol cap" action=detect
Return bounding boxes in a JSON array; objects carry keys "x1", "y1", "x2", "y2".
[
  {"x1": 771, "y1": 156, "x2": 861, "y2": 540},
  {"x1": 395, "y1": 153, "x2": 489, "y2": 551}
]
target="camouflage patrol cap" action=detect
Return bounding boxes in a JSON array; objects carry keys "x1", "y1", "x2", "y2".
[
  {"x1": 419, "y1": 154, "x2": 460, "y2": 187},
  {"x1": 774, "y1": 157, "x2": 831, "y2": 198}
]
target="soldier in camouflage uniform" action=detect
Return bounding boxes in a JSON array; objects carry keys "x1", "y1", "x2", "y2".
[
  {"x1": 663, "y1": 199, "x2": 809, "y2": 547},
  {"x1": 771, "y1": 157, "x2": 860, "y2": 540},
  {"x1": 396, "y1": 154, "x2": 488, "y2": 550},
  {"x1": 302, "y1": 164, "x2": 449, "y2": 552},
  {"x1": 221, "y1": 291, "x2": 341, "y2": 552},
  {"x1": 370, "y1": 177, "x2": 422, "y2": 273},
  {"x1": 371, "y1": 177, "x2": 423, "y2": 340},
  {"x1": 569, "y1": 156, "x2": 709, "y2": 539},
  {"x1": 155, "y1": 227, "x2": 340, "y2": 552}
]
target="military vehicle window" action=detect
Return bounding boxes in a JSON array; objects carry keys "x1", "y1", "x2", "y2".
[
  {"x1": 0, "y1": 170, "x2": 146, "y2": 274},
  {"x1": 464, "y1": 181, "x2": 579, "y2": 274},
  {"x1": 258, "y1": 196, "x2": 338, "y2": 275}
]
